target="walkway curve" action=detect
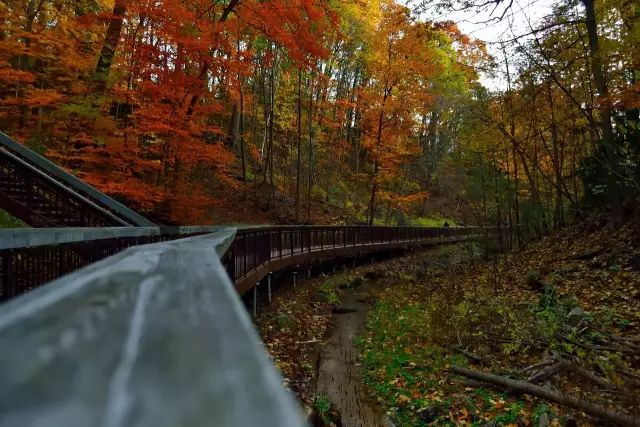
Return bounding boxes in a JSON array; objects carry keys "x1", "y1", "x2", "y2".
[{"x1": 225, "y1": 226, "x2": 478, "y2": 294}]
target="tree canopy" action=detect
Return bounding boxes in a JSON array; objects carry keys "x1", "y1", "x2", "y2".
[{"x1": 0, "y1": 0, "x2": 637, "y2": 228}]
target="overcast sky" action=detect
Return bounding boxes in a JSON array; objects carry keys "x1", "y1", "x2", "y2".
[{"x1": 408, "y1": 0, "x2": 558, "y2": 90}]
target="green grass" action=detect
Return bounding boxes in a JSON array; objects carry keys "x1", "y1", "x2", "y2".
[
  {"x1": 359, "y1": 288, "x2": 531, "y2": 426},
  {"x1": 359, "y1": 300, "x2": 455, "y2": 426},
  {"x1": 318, "y1": 281, "x2": 340, "y2": 304},
  {"x1": 0, "y1": 210, "x2": 27, "y2": 228},
  {"x1": 410, "y1": 217, "x2": 456, "y2": 227},
  {"x1": 313, "y1": 395, "x2": 340, "y2": 425},
  {"x1": 317, "y1": 273, "x2": 365, "y2": 304}
]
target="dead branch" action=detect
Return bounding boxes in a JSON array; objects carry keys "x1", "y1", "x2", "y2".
[
  {"x1": 606, "y1": 334, "x2": 640, "y2": 351},
  {"x1": 528, "y1": 359, "x2": 567, "y2": 383},
  {"x1": 616, "y1": 368, "x2": 640, "y2": 386},
  {"x1": 561, "y1": 335, "x2": 636, "y2": 355},
  {"x1": 450, "y1": 365, "x2": 640, "y2": 426},
  {"x1": 520, "y1": 359, "x2": 555, "y2": 374},
  {"x1": 453, "y1": 346, "x2": 485, "y2": 364},
  {"x1": 564, "y1": 362, "x2": 618, "y2": 390}
]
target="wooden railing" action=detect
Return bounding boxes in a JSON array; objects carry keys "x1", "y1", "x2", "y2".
[
  {"x1": 1, "y1": 225, "x2": 479, "y2": 301},
  {"x1": 0, "y1": 226, "x2": 221, "y2": 301},
  {"x1": 226, "y1": 225, "x2": 478, "y2": 293},
  {"x1": 0, "y1": 229, "x2": 305, "y2": 427},
  {"x1": 0, "y1": 225, "x2": 482, "y2": 426}
]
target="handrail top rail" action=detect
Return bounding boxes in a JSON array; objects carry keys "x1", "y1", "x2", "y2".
[
  {"x1": 159, "y1": 225, "x2": 226, "y2": 234},
  {"x1": 0, "y1": 226, "x2": 224, "y2": 250},
  {"x1": 236, "y1": 224, "x2": 477, "y2": 231},
  {"x1": 0, "y1": 224, "x2": 475, "y2": 251},
  {"x1": 0, "y1": 227, "x2": 161, "y2": 250},
  {"x1": 0, "y1": 228, "x2": 304, "y2": 427},
  {"x1": 1, "y1": 147, "x2": 130, "y2": 226}
]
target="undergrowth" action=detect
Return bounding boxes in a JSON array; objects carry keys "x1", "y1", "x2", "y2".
[{"x1": 359, "y1": 229, "x2": 640, "y2": 426}]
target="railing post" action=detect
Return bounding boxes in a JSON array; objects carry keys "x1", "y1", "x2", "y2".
[
  {"x1": 300, "y1": 229, "x2": 304, "y2": 254},
  {"x1": 310, "y1": 228, "x2": 315, "y2": 251},
  {"x1": 253, "y1": 282, "x2": 259, "y2": 318},
  {"x1": 225, "y1": 245, "x2": 235, "y2": 283},
  {"x1": 279, "y1": 230, "x2": 283, "y2": 258},
  {"x1": 243, "y1": 234, "x2": 247, "y2": 277},
  {"x1": 2, "y1": 250, "x2": 13, "y2": 301},
  {"x1": 269, "y1": 231, "x2": 274, "y2": 261},
  {"x1": 253, "y1": 231, "x2": 258, "y2": 270}
]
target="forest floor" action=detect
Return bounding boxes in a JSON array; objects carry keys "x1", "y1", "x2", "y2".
[
  {"x1": 203, "y1": 180, "x2": 354, "y2": 225},
  {"x1": 202, "y1": 176, "x2": 457, "y2": 226},
  {"x1": 257, "y1": 219, "x2": 640, "y2": 426}
]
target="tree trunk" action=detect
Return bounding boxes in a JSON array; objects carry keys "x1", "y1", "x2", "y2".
[
  {"x1": 295, "y1": 68, "x2": 302, "y2": 222},
  {"x1": 267, "y1": 53, "x2": 276, "y2": 209},
  {"x1": 367, "y1": 108, "x2": 384, "y2": 225},
  {"x1": 95, "y1": 0, "x2": 126, "y2": 92},
  {"x1": 547, "y1": 83, "x2": 564, "y2": 229},
  {"x1": 228, "y1": 104, "x2": 240, "y2": 148},
  {"x1": 307, "y1": 72, "x2": 314, "y2": 222},
  {"x1": 582, "y1": 0, "x2": 622, "y2": 220}
]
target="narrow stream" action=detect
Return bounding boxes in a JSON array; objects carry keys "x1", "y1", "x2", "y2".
[{"x1": 315, "y1": 287, "x2": 392, "y2": 427}]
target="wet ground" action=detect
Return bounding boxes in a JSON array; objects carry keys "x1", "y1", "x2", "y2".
[{"x1": 315, "y1": 288, "x2": 391, "y2": 427}]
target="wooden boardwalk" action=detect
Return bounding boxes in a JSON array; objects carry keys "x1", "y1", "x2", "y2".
[
  {"x1": 229, "y1": 229, "x2": 476, "y2": 294},
  {"x1": 0, "y1": 132, "x2": 484, "y2": 427}
]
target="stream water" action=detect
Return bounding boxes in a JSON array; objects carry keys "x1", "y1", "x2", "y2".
[{"x1": 315, "y1": 287, "x2": 392, "y2": 427}]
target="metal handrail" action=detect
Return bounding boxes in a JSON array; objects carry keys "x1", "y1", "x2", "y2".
[
  {"x1": 0, "y1": 229, "x2": 306, "y2": 427},
  {"x1": 0, "y1": 225, "x2": 478, "y2": 302},
  {"x1": 0, "y1": 226, "x2": 221, "y2": 301},
  {"x1": 0, "y1": 131, "x2": 155, "y2": 227},
  {"x1": 226, "y1": 225, "x2": 478, "y2": 287}
]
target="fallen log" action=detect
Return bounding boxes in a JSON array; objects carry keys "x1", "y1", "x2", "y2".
[
  {"x1": 561, "y1": 335, "x2": 636, "y2": 355},
  {"x1": 450, "y1": 365, "x2": 640, "y2": 427}
]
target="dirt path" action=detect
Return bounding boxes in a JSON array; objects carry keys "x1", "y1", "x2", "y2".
[{"x1": 315, "y1": 288, "x2": 391, "y2": 427}]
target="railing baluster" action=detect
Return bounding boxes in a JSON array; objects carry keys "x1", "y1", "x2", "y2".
[{"x1": 243, "y1": 234, "x2": 247, "y2": 277}]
